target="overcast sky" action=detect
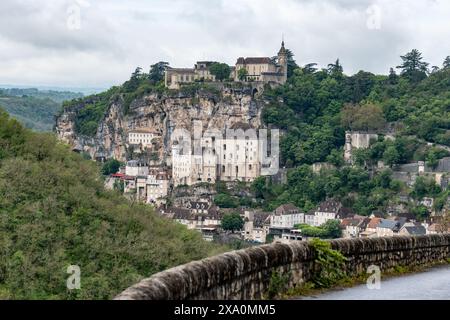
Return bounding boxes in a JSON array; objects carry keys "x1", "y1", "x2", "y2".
[{"x1": 1, "y1": 0, "x2": 450, "y2": 88}]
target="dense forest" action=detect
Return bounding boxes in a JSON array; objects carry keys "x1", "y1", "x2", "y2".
[
  {"x1": 0, "y1": 88, "x2": 82, "y2": 131},
  {"x1": 0, "y1": 110, "x2": 224, "y2": 299},
  {"x1": 255, "y1": 49, "x2": 450, "y2": 217}
]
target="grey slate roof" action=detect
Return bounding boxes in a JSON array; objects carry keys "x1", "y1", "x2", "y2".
[
  {"x1": 404, "y1": 226, "x2": 427, "y2": 235},
  {"x1": 378, "y1": 219, "x2": 401, "y2": 231}
]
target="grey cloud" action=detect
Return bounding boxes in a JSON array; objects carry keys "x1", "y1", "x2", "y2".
[{"x1": 0, "y1": 0, "x2": 450, "y2": 87}]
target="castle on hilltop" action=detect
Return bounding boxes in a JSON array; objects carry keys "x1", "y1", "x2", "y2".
[{"x1": 164, "y1": 42, "x2": 288, "y2": 89}]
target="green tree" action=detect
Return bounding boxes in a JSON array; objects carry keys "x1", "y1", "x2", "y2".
[
  {"x1": 383, "y1": 145, "x2": 400, "y2": 167},
  {"x1": 396, "y1": 49, "x2": 429, "y2": 83},
  {"x1": 412, "y1": 205, "x2": 429, "y2": 221},
  {"x1": 221, "y1": 213, "x2": 244, "y2": 232},
  {"x1": 0, "y1": 110, "x2": 224, "y2": 299},
  {"x1": 251, "y1": 176, "x2": 267, "y2": 199},
  {"x1": 327, "y1": 59, "x2": 344, "y2": 78},
  {"x1": 237, "y1": 68, "x2": 248, "y2": 81},
  {"x1": 426, "y1": 149, "x2": 439, "y2": 169},
  {"x1": 101, "y1": 159, "x2": 122, "y2": 176},
  {"x1": 341, "y1": 103, "x2": 386, "y2": 131},
  {"x1": 302, "y1": 63, "x2": 318, "y2": 75},
  {"x1": 149, "y1": 61, "x2": 169, "y2": 83},
  {"x1": 285, "y1": 49, "x2": 299, "y2": 78},
  {"x1": 124, "y1": 67, "x2": 144, "y2": 92},
  {"x1": 388, "y1": 67, "x2": 398, "y2": 84},
  {"x1": 322, "y1": 219, "x2": 342, "y2": 239},
  {"x1": 443, "y1": 56, "x2": 450, "y2": 70},
  {"x1": 209, "y1": 63, "x2": 231, "y2": 81},
  {"x1": 214, "y1": 193, "x2": 238, "y2": 208}
]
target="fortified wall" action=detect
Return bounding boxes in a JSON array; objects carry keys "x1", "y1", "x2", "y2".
[{"x1": 115, "y1": 235, "x2": 450, "y2": 300}]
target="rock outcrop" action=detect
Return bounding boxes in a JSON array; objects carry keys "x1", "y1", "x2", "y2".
[{"x1": 56, "y1": 87, "x2": 263, "y2": 162}]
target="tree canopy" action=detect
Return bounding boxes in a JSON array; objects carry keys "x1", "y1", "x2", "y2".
[
  {"x1": 396, "y1": 49, "x2": 429, "y2": 83},
  {"x1": 209, "y1": 62, "x2": 231, "y2": 81},
  {"x1": 221, "y1": 213, "x2": 244, "y2": 232},
  {"x1": 149, "y1": 61, "x2": 169, "y2": 83},
  {"x1": 0, "y1": 110, "x2": 224, "y2": 299}
]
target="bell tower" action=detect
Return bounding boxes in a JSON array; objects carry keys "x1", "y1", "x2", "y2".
[{"x1": 277, "y1": 40, "x2": 288, "y2": 83}]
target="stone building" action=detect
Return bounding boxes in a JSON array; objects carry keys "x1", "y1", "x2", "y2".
[
  {"x1": 233, "y1": 41, "x2": 287, "y2": 85},
  {"x1": 125, "y1": 160, "x2": 149, "y2": 177},
  {"x1": 165, "y1": 61, "x2": 216, "y2": 89},
  {"x1": 164, "y1": 42, "x2": 288, "y2": 89},
  {"x1": 270, "y1": 204, "x2": 304, "y2": 229},
  {"x1": 344, "y1": 131, "x2": 379, "y2": 163},
  {"x1": 146, "y1": 169, "x2": 170, "y2": 205},
  {"x1": 128, "y1": 129, "x2": 159, "y2": 148},
  {"x1": 242, "y1": 211, "x2": 271, "y2": 243},
  {"x1": 218, "y1": 122, "x2": 261, "y2": 182},
  {"x1": 171, "y1": 122, "x2": 267, "y2": 187}
]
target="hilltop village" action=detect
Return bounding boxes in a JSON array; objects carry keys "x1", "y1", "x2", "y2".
[
  {"x1": 56, "y1": 44, "x2": 450, "y2": 246},
  {"x1": 106, "y1": 130, "x2": 449, "y2": 244}
]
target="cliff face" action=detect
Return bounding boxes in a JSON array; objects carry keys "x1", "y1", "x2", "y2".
[{"x1": 55, "y1": 88, "x2": 263, "y2": 162}]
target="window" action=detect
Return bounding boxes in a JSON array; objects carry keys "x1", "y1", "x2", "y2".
[{"x1": 249, "y1": 164, "x2": 252, "y2": 170}]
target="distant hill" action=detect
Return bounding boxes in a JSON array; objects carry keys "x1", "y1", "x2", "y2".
[{"x1": 0, "y1": 88, "x2": 84, "y2": 132}]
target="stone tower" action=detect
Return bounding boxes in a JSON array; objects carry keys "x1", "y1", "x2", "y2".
[{"x1": 277, "y1": 41, "x2": 288, "y2": 83}]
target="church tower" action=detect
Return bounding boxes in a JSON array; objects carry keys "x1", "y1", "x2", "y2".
[{"x1": 277, "y1": 41, "x2": 288, "y2": 83}]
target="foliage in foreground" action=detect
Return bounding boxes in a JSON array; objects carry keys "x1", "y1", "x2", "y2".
[
  {"x1": 310, "y1": 238, "x2": 348, "y2": 288},
  {"x1": 0, "y1": 110, "x2": 225, "y2": 299}
]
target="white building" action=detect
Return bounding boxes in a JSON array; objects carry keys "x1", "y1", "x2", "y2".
[
  {"x1": 376, "y1": 219, "x2": 401, "y2": 237},
  {"x1": 125, "y1": 160, "x2": 149, "y2": 177},
  {"x1": 128, "y1": 129, "x2": 158, "y2": 148},
  {"x1": 270, "y1": 204, "x2": 304, "y2": 229},
  {"x1": 172, "y1": 142, "x2": 192, "y2": 186},
  {"x1": 242, "y1": 211, "x2": 270, "y2": 243},
  {"x1": 304, "y1": 213, "x2": 316, "y2": 226},
  {"x1": 217, "y1": 123, "x2": 260, "y2": 183},
  {"x1": 171, "y1": 122, "x2": 270, "y2": 187},
  {"x1": 146, "y1": 170, "x2": 170, "y2": 204},
  {"x1": 344, "y1": 131, "x2": 379, "y2": 164},
  {"x1": 314, "y1": 199, "x2": 343, "y2": 227}
]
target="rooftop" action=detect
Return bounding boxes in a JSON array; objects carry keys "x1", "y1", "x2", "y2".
[
  {"x1": 316, "y1": 199, "x2": 342, "y2": 213},
  {"x1": 378, "y1": 219, "x2": 400, "y2": 231},
  {"x1": 236, "y1": 57, "x2": 273, "y2": 65},
  {"x1": 403, "y1": 225, "x2": 427, "y2": 235},
  {"x1": 129, "y1": 128, "x2": 159, "y2": 134},
  {"x1": 274, "y1": 203, "x2": 300, "y2": 215}
]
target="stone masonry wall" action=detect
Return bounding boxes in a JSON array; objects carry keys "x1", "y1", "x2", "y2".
[{"x1": 114, "y1": 235, "x2": 450, "y2": 300}]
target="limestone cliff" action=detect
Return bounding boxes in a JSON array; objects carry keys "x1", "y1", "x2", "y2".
[{"x1": 55, "y1": 87, "x2": 263, "y2": 162}]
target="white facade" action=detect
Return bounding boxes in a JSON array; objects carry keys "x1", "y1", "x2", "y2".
[
  {"x1": 125, "y1": 160, "x2": 149, "y2": 177},
  {"x1": 344, "y1": 131, "x2": 379, "y2": 163},
  {"x1": 128, "y1": 130, "x2": 157, "y2": 148},
  {"x1": 304, "y1": 214, "x2": 316, "y2": 226},
  {"x1": 171, "y1": 125, "x2": 266, "y2": 187},
  {"x1": 376, "y1": 227, "x2": 395, "y2": 237},
  {"x1": 172, "y1": 144, "x2": 192, "y2": 186},
  {"x1": 146, "y1": 172, "x2": 170, "y2": 204},
  {"x1": 314, "y1": 211, "x2": 337, "y2": 227},
  {"x1": 242, "y1": 211, "x2": 269, "y2": 243},
  {"x1": 218, "y1": 135, "x2": 260, "y2": 182},
  {"x1": 270, "y1": 213, "x2": 304, "y2": 229}
]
